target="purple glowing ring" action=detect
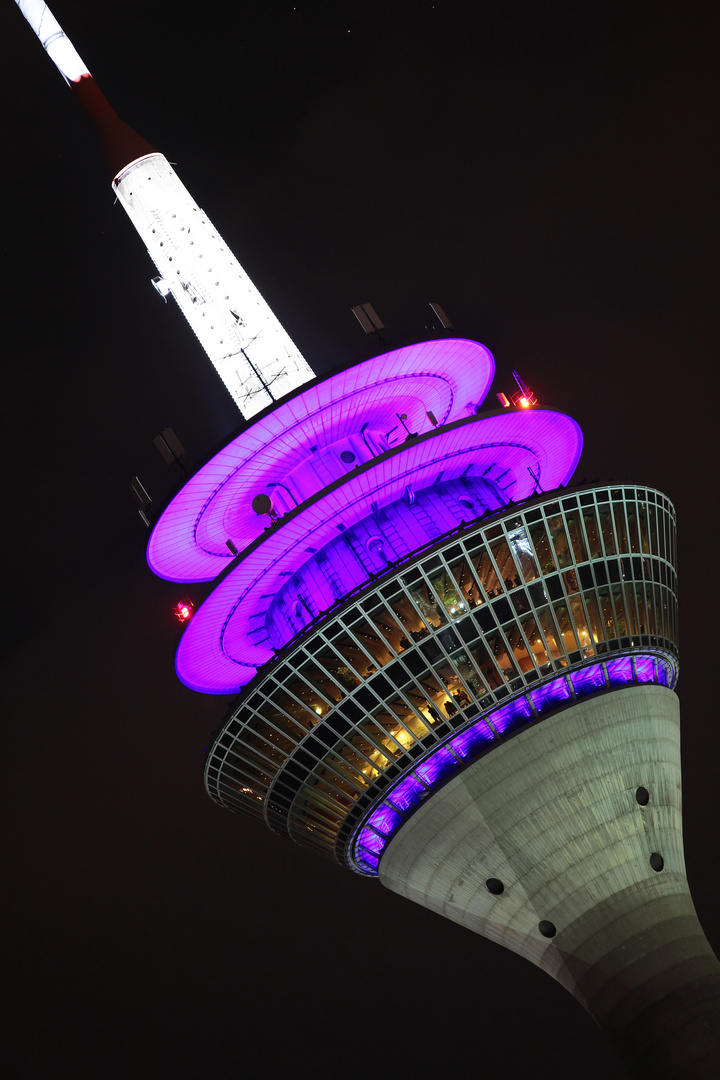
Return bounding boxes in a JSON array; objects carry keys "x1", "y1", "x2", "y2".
[
  {"x1": 349, "y1": 655, "x2": 677, "y2": 875},
  {"x1": 147, "y1": 339, "x2": 494, "y2": 583},
  {"x1": 175, "y1": 408, "x2": 582, "y2": 694}
]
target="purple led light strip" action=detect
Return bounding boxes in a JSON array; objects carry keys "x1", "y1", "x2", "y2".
[{"x1": 350, "y1": 655, "x2": 676, "y2": 875}]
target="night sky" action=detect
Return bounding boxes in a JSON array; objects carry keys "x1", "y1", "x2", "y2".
[{"x1": 2, "y1": 2, "x2": 719, "y2": 1077}]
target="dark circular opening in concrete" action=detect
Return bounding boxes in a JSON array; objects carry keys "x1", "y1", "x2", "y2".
[
  {"x1": 340, "y1": 450, "x2": 356, "y2": 463},
  {"x1": 636, "y1": 786, "x2": 650, "y2": 806},
  {"x1": 650, "y1": 852, "x2": 665, "y2": 872},
  {"x1": 538, "y1": 920, "x2": 557, "y2": 938},
  {"x1": 486, "y1": 878, "x2": 504, "y2": 895}
]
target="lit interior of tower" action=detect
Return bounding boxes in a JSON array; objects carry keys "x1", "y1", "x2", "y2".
[{"x1": 14, "y1": 3, "x2": 719, "y2": 1077}]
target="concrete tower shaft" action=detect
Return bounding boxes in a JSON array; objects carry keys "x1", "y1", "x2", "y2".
[{"x1": 380, "y1": 685, "x2": 720, "y2": 1078}]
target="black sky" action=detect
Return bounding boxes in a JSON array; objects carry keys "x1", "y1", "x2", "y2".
[{"x1": 2, "y1": 2, "x2": 719, "y2": 1078}]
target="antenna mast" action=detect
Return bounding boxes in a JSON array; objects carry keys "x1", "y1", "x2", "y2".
[{"x1": 14, "y1": 0, "x2": 315, "y2": 419}]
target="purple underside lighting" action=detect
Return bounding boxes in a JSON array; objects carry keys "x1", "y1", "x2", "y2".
[
  {"x1": 387, "y1": 772, "x2": 429, "y2": 811},
  {"x1": 635, "y1": 656, "x2": 655, "y2": 683},
  {"x1": 350, "y1": 655, "x2": 672, "y2": 875},
  {"x1": 175, "y1": 409, "x2": 581, "y2": 694},
  {"x1": 569, "y1": 663, "x2": 607, "y2": 697},
  {"x1": 448, "y1": 719, "x2": 495, "y2": 760},
  {"x1": 487, "y1": 697, "x2": 533, "y2": 734},
  {"x1": 607, "y1": 657, "x2": 633, "y2": 685},
  {"x1": 147, "y1": 339, "x2": 495, "y2": 583},
  {"x1": 529, "y1": 676, "x2": 571, "y2": 712}
]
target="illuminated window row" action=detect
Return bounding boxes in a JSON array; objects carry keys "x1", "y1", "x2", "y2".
[
  {"x1": 203, "y1": 486, "x2": 678, "y2": 855},
  {"x1": 350, "y1": 654, "x2": 674, "y2": 875}
]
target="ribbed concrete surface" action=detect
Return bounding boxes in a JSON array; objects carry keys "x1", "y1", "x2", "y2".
[{"x1": 379, "y1": 686, "x2": 720, "y2": 1078}]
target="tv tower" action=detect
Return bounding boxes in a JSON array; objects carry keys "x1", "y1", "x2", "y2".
[{"x1": 16, "y1": 4, "x2": 720, "y2": 1077}]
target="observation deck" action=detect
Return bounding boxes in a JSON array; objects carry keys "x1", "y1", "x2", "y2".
[{"x1": 202, "y1": 482, "x2": 678, "y2": 872}]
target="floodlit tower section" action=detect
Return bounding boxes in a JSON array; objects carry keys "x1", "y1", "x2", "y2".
[{"x1": 14, "y1": 0, "x2": 314, "y2": 419}]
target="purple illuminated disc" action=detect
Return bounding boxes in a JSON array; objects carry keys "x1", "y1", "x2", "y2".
[
  {"x1": 148, "y1": 339, "x2": 495, "y2": 583},
  {"x1": 175, "y1": 408, "x2": 582, "y2": 693}
]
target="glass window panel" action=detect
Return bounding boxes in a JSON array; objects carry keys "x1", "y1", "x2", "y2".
[
  {"x1": 583, "y1": 507, "x2": 603, "y2": 559},
  {"x1": 473, "y1": 547, "x2": 503, "y2": 597},
  {"x1": 324, "y1": 751, "x2": 371, "y2": 789},
  {"x1": 313, "y1": 645, "x2": 361, "y2": 691},
  {"x1": 302, "y1": 779, "x2": 350, "y2": 815},
  {"x1": 448, "y1": 648, "x2": 487, "y2": 699},
  {"x1": 413, "y1": 674, "x2": 454, "y2": 724},
  {"x1": 563, "y1": 568, "x2": 580, "y2": 594},
  {"x1": 225, "y1": 751, "x2": 275, "y2": 785},
  {"x1": 347, "y1": 614, "x2": 393, "y2": 667},
  {"x1": 355, "y1": 828, "x2": 385, "y2": 855},
  {"x1": 368, "y1": 802, "x2": 403, "y2": 835},
  {"x1": 270, "y1": 686, "x2": 316, "y2": 730},
  {"x1": 622, "y1": 583, "x2": 639, "y2": 636},
  {"x1": 597, "y1": 504, "x2": 616, "y2": 557},
  {"x1": 644, "y1": 584, "x2": 657, "y2": 634},
  {"x1": 637, "y1": 504, "x2": 651, "y2": 555},
  {"x1": 546, "y1": 514, "x2": 573, "y2": 568},
  {"x1": 298, "y1": 659, "x2": 343, "y2": 704},
  {"x1": 612, "y1": 501, "x2": 630, "y2": 553},
  {"x1": 508, "y1": 620, "x2": 535, "y2": 672},
  {"x1": 404, "y1": 578, "x2": 447, "y2": 629},
  {"x1": 371, "y1": 704, "x2": 418, "y2": 753},
  {"x1": 582, "y1": 592, "x2": 603, "y2": 653},
  {"x1": 448, "y1": 554, "x2": 484, "y2": 607},
  {"x1": 388, "y1": 592, "x2": 430, "y2": 641},
  {"x1": 348, "y1": 731, "x2": 390, "y2": 772},
  {"x1": 530, "y1": 519, "x2": 555, "y2": 575},
  {"x1": 611, "y1": 587, "x2": 628, "y2": 638},
  {"x1": 252, "y1": 719, "x2": 296, "y2": 755},
  {"x1": 360, "y1": 718, "x2": 404, "y2": 759},
  {"x1": 414, "y1": 746, "x2": 458, "y2": 786},
  {"x1": 486, "y1": 631, "x2": 520, "y2": 680},
  {"x1": 491, "y1": 537, "x2": 521, "y2": 590},
  {"x1": 633, "y1": 582, "x2": 648, "y2": 634},
  {"x1": 647, "y1": 504, "x2": 660, "y2": 557},
  {"x1": 598, "y1": 587, "x2": 617, "y2": 640},
  {"x1": 429, "y1": 567, "x2": 470, "y2": 619},
  {"x1": 316, "y1": 765, "x2": 363, "y2": 801},
  {"x1": 568, "y1": 594, "x2": 593, "y2": 648},
  {"x1": 363, "y1": 601, "x2": 411, "y2": 655},
  {"x1": 564, "y1": 511, "x2": 588, "y2": 563},
  {"x1": 536, "y1": 607, "x2": 562, "y2": 660},
  {"x1": 336, "y1": 742, "x2": 380, "y2": 782},
  {"x1": 286, "y1": 675, "x2": 328, "y2": 720},
  {"x1": 332, "y1": 629, "x2": 378, "y2": 677},
  {"x1": 257, "y1": 698, "x2": 307, "y2": 741},
  {"x1": 433, "y1": 660, "x2": 472, "y2": 715},
  {"x1": 635, "y1": 656, "x2": 655, "y2": 683},
  {"x1": 553, "y1": 601, "x2": 579, "y2": 653},
  {"x1": 471, "y1": 640, "x2": 502, "y2": 689},
  {"x1": 521, "y1": 614, "x2": 547, "y2": 666},
  {"x1": 626, "y1": 504, "x2": 642, "y2": 554},
  {"x1": 386, "y1": 693, "x2": 431, "y2": 737},
  {"x1": 507, "y1": 525, "x2": 539, "y2": 582}
]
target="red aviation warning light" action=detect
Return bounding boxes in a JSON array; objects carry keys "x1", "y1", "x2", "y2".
[
  {"x1": 510, "y1": 370, "x2": 537, "y2": 408},
  {"x1": 173, "y1": 599, "x2": 194, "y2": 624},
  {"x1": 496, "y1": 373, "x2": 537, "y2": 409}
]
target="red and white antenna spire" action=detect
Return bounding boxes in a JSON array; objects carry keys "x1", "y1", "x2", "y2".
[{"x1": 14, "y1": 1, "x2": 315, "y2": 419}]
